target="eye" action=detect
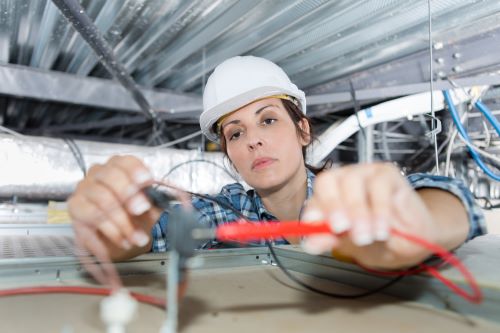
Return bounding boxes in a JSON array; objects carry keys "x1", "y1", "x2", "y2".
[
  {"x1": 229, "y1": 130, "x2": 242, "y2": 141},
  {"x1": 262, "y1": 118, "x2": 277, "y2": 126}
]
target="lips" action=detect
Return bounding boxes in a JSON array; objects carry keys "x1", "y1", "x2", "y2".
[{"x1": 251, "y1": 157, "x2": 276, "y2": 170}]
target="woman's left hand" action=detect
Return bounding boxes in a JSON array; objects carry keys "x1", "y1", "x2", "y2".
[{"x1": 301, "y1": 163, "x2": 439, "y2": 270}]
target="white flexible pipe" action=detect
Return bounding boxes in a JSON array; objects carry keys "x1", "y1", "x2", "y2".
[{"x1": 307, "y1": 88, "x2": 476, "y2": 165}]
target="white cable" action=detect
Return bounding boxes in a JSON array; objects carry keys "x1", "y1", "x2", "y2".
[
  {"x1": 456, "y1": 134, "x2": 500, "y2": 165},
  {"x1": 445, "y1": 127, "x2": 460, "y2": 177},
  {"x1": 428, "y1": 0, "x2": 440, "y2": 174},
  {"x1": 444, "y1": 86, "x2": 495, "y2": 176},
  {"x1": 153, "y1": 130, "x2": 202, "y2": 149},
  {"x1": 445, "y1": 111, "x2": 467, "y2": 177},
  {"x1": 0, "y1": 125, "x2": 26, "y2": 139}
]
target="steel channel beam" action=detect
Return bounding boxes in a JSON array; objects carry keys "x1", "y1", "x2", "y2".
[
  {"x1": 0, "y1": 64, "x2": 202, "y2": 116},
  {"x1": 307, "y1": 74, "x2": 500, "y2": 106}
]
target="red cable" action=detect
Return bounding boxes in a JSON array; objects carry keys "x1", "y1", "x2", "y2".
[
  {"x1": 1, "y1": 223, "x2": 481, "y2": 305},
  {"x1": 216, "y1": 221, "x2": 483, "y2": 304},
  {"x1": 0, "y1": 286, "x2": 166, "y2": 309},
  {"x1": 391, "y1": 228, "x2": 482, "y2": 304}
]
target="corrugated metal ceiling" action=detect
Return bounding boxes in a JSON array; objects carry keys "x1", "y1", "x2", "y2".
[{"x1": 1, "y1": 0, "x2": 500, "y2": 145}]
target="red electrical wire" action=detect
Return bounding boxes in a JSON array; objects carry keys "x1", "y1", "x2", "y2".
[
  {"x1": 0, "y1": 286, "x2": 166, "y2": 309},
  {"x1": 1, "y1": 222, "x2": 480, "y2": 307},
  {"x1": 216, "y1": 221, "x2": 483, "y2": 304}
]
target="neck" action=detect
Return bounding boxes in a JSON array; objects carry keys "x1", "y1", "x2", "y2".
[{"x1": 258, "y1": 164, "x2": 308, "y2": 222}]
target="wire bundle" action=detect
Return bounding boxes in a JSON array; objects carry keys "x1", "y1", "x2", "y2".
[{"x1": 443, "y1": 90, "x2": 500, "y2": 181}]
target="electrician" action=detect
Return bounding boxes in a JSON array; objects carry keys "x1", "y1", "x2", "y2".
[{"x1": 68, "y1": 56, "x2": 486, "y2": 269}]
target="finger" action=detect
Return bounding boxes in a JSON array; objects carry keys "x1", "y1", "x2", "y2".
[
  {"x1": 336, "y1": 167, "x2": 374, "y2": 247},
  {"x1": 301, "y1": 198, "x2": 338, "y2": 254},
  {"x1": 78, "y1": 182, "x2": 139, "y2": 246},
  {"x1": 91, "y1": 166, "x2": 153, "y2": 246},
  {"x1": 75, "y1": 226, "x2": 122, "y2": 289},
  {"x1": 98, "y1": 220, "x2": 131, "y2": 250},
  {"x1": 92, "y1": 162, "x2": 140, "y2": 204},
  {"x1": 365, "y1": 165, "x2": 404, "y2": 241},
  {"x1": 68, "y1": 193, "x2": 108, "y2": 228},
  {"x1": 107, "y1": 155, "x2": 153, "y2": 187},
  {"x1": 313, "y1": 171, "x2": 351, "y2": 234}
]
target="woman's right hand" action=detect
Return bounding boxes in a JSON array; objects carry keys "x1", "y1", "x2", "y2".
[{"x1": 68, "y1": 155, "x2": 162, "y2": 261}]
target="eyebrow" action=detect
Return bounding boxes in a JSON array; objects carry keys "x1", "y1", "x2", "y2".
[{"x1": 221, "y1": 104, "x2": 279, "y2": 133}]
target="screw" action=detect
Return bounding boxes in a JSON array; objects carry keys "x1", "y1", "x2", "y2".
[{"x1": 433, "y1": 42, "x2": 444, "y2": 50}]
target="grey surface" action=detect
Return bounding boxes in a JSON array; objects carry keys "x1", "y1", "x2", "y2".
[
  {"x1": 3, "y1": 266, "x2": 500, "y2": 333},
  {"x1": 0, "y1": 237, "x2": 499, "y2": 327},
  {"x1": 0, "y1": 64, "x2": 201, "y2": 115},
  {"x1": 272, "y1": 235, "x2": 500, "y2": 324}
]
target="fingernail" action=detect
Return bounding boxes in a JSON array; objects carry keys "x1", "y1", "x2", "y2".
[
  {"x1": 301, "y1": 209, "x2": 325, "y2": 223},
  {"x1": 353, "y1": 232, "x2": 373, "y2": 247},
  {"x1": 125, "y1": 185, "x2": 139, "y2": 198},
  {"x1": 374, "y1": 218, "x2": 389, "y2": 241},
  {"x1": 329, "y1": 211, "x2": 351, "y2": 234},
  {"x1": 121, "y1": 239, "x2": 132, "y2": 250},
  {"x1": 132, "y1": 231, "x2": 149, "y2": 247},
  {"x1": 301, "y1": 235, "x2": 336, "y2": 255},
  {"x1": 129, "y1": 195, "x2": 151, "y2": 215},
  {"x1": 133, "y1": 170, "x2": 152, "y2": 185}
]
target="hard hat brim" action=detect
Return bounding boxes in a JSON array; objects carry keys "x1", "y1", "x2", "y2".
[{"x1": 200, "y1": 86, "x2": 306, "y2": 142}]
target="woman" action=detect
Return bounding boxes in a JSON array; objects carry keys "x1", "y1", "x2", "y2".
[{"x1": 68, "y1": 56, "x2": 486, "y2": 269}]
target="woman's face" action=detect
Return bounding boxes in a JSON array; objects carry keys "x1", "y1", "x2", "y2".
[{"x1": 220, "y1": 97, "x2": 310, "y2": 192}]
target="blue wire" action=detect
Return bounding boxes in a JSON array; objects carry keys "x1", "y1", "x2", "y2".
[
  {"x1": 443, "y1": 90, "x2": 500, "y2": 181},
  {"x1": 475, "y1": 100, "x2": 500, "y2": 135}
]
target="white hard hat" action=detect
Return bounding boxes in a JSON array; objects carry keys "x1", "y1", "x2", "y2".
[{"x1": 200, "y1": 56, "x2": 306, "y2": 142}]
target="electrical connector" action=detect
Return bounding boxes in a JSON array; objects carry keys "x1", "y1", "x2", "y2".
[{"x1": 100, "y1": 289, "x2": 138, "y2": 333}]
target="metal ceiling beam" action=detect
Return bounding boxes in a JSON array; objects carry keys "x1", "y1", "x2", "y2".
[
  {"x1": 302, "y1": 4, "x2": 500, "y2": 90},
  {"x1": 29, "y1": 115, "x2": 150, "y2": 133},
  {"x1": 0, "y1": 64, "x2": 202, "y2": 116},
  {"x1": 307, "y1": 74, "x2": 500, "y2": 107}
]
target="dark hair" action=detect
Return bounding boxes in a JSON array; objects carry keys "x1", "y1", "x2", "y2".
[{"x1": 219, "y1": 98, "x2": 327, "y2": 175}]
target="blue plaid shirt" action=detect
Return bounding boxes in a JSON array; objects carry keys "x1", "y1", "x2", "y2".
[{"x1": 151, "y1": 170, "x2": 487, "y2": 252}]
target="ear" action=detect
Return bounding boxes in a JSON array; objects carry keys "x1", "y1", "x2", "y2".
[{"x1": 298, "y1": 118, "x2": 311, "y2": 146}]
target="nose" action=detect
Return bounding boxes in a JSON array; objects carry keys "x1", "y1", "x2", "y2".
[{"x1": 247, "y1": 134, "x2": 263, "y2": 151}]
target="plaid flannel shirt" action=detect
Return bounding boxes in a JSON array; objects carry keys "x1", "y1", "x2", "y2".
[{"x1": 151, "y1": 170, "x2": 487, "y2": 252}]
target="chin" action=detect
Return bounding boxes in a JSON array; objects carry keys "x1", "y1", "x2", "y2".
[{"x1": 245, "y1": 170, "x2": 286, "y2": 191}]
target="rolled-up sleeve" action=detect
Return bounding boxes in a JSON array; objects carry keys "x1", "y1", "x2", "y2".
[{"x1": 407, "y1": 173, "x2": 487, "y2": 241}]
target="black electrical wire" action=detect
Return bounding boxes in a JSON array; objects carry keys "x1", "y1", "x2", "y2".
[
  {"x1": 266, "y1": 240, "x2": 404, "y2": 299},
  {"x1": 153, "y1": 184, "x2": 405, "y2": 299},
  {"x1": 51, "y1": 0, "x2": 166, "y2": 145},
  {"x1": 161, "y1": 159, "x2": 238, "y2": 182},
  {"x1": 64, "y1": 138, "x2": 86, "y2": 176}
]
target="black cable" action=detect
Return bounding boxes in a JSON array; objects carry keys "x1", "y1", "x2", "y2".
[
  {"x1": 64, "y1": 138, "x2": 86, "y2": 176},
  {"x1": 266, "y1": 240, "x2": 404, "y2": 299},
  {"x1": 161, "y1": 159, "x2": 238, "y2": 182},
  {"x1": 51, "y1": 0, "x2": 166, "y2": 145},
  {"x1": 153, "y1": 184, "x2": 405, "y2": 299}
]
